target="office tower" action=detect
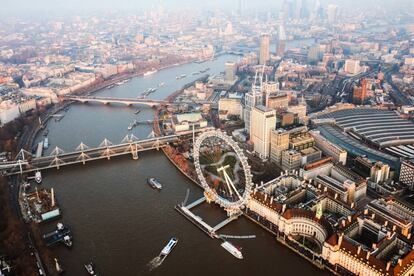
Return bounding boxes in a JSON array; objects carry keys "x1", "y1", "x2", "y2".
[
  {"x1": 281, "y1": 0, "x2": 292, "y2": 21},
  {"x1": 277, "y1": 25, "x2": 287, "y2": 57},
  {"x1": 302, "y1": 0, "x2": 310, "y2": 18},
  {"x1": 244, "y1": 70, "x2": 264, "y2": 134},
  {"x1": 270, "y1": 129, "x2": 290, "y2": 164},
  {"x1": 244, "y1": 91, "x2": 263, "y2": 134},
  {"x1": 250, "y1": 105, "x2": 276, "y2": 159},
  {"x1": 353, "y1": 79, "x2": 367, "y2": 104},
  {"x1": 225, "y1": 61, "x2": 236, "y2": 83},
  {"x1": 400, "y1": 160, "x2": 414, "y2": 191},
  {"x1": 259, "y1": 33, "x2": 270, "y2": 65},
  {"x1": 224, "y1": 22, "x2": 233, "y2": 35},
  {"x1": 344, "y1": 59, "x2": 361, "y2": 75},
  {"x1": 308, "y1": 44, "x2": 322, "y2": 63},
  {"x1": 295, "y1": 0, "x2": 303, "y2": 19},
  {"x1": 370, "y1": 162, "x2": 390, "y2": 184},
  {"x1": 327, "y1": 4, "x2": 338, "y2": 24},
  {"x1": 311, "y1": 0, "x2": 321, "y2": 21}
]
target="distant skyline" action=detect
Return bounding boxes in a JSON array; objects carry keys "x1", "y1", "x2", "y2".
[{"x1": 1, "y1": 0, "x2": 413, "y2": 17}]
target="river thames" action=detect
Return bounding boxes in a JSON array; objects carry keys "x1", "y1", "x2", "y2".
[{"x1": 35, "y1": 53, "x2": 329, "y2": 275}]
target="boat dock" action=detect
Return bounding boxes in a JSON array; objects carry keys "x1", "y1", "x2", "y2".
[
  {"x1": 175, "y1": 196, "x2": 241, "y2": 238},
  {"x1": 43, "y1": 226, "x2": 71, "y2": 247},
  {"x1": 184, "y1": 196, "x2": 205, "y2": 209},
  {"x1": 175, "y1": 196, "x2": 217, "y2": 238},
  {"x1": 212, "y1": 215, "x2": 239, "y2": 232}
]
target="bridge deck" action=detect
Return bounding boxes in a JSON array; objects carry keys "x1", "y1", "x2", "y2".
[
  {"x1": 185, "y1": 196, "x2": 206, "y2": 209},
  {"x1": 6, "y1": 135, "x2": 179, "y2": 175},
  {"x1": 213, "y1": 215, "x2": 238, "y2": 232}
]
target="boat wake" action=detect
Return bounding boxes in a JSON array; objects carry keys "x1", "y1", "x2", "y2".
[{"x1": 147, "y1": 256, "x2": 164, "y2": 271}]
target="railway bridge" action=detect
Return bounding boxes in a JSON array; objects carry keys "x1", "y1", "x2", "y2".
[{"x1": 65, "y1": 96, "x2": 169, "y2": 107}]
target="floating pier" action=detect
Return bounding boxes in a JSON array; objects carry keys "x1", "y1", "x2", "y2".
[
  {"x1": 175, "y1": 196, "x2": 218, "y2": 238},
  {"x1": 43, "y1": 225, "x2": 71, "y2": 247},
  {"x1": 175, "y1": 196, "x2": 241, "y2": 239}
]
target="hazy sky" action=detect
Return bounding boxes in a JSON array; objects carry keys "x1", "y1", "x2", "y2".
[{"x1": 2, "y1": 0, "x2": 413, "y2": 17}]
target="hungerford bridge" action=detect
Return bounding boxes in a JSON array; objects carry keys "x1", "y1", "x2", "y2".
[
  {"x1": 64, "y1": 96, "x2": 213, "y2": 107},
  {"x1": 1, "y1": 133, "x2": 183, "y2": 176}
]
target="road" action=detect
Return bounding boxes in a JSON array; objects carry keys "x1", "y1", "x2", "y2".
[{"x1": 384, "y1": 68, "x2": 412, "y2": 106}]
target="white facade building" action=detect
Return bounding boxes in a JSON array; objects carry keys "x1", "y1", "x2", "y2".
[{"x1": 250, "y1": 105, "x2": 276, "y2": 159}]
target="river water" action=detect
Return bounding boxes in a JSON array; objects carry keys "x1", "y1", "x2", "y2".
[{"x1": 36, "y1": 54, "x2": 329, "y2": 275}]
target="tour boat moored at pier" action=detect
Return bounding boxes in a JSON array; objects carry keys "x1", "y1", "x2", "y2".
[{"x1": 221, "y1": 241, "x2": 243, "y2": 259}]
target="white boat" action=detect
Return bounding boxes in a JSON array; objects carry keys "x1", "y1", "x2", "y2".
[
  {"x1": 54, "y1": 258, "x2": 64, "y2": 274},
  {"x1": 176, "y1": 74, "x2": 187, "y2": 80},
  {"x1": 35, "y1": 171, "x2": 42, "y2": 184},
  {"x1": 147, "y1": 178, "x2": 162, "y2": 190},
  {"x1": 127, "y1": 125, "x2": 133, "y2": 131},
  {"x1": 63, "y1": 235, "x2": 73, "y2": 248},
  {"x1": 84, "y1": 262, "x2": 96, "y2": 275},
  {"x1": 160, "y1": 237, "x2": 178, "y2": 256},
  {"x1": 158, "y1": 82, "x2": 165, "y2": 87},
  {"x1": 221, "y1": 241, "x2": 243, "y2": 259},
  {"x1": 144, "y1": 69, "x2": 157, "y2": 77}
]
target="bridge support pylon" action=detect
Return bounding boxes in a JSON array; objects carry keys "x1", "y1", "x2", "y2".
[{"x1": 131, "y1": 144, "x2": 139, "y2": 160}]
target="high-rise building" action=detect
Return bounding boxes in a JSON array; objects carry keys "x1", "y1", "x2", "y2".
[
  {"x1": 224, "y1": 22, "x2": 233, "y2": 35},
  {"x1": 250, "y1": 105, "x2": 276, "y2": 159},
  {"x1": 295, "y1": 0, "x2": 303, "y2": 19},
  {"x1": 400, "y1": 159, "x2": 414, "y2": 191},
  {"x1": 370, "y1": 162, "x2": 390, "y2": 184},
  {"x1": 353, "y1": 79, "x2": 367, "y2": 104},
  {"x1": 244, "y1": 90, "x2": 263, "y2": 134},
  {"x1": 310, "y1": 0, "x2": 321, "y2": 21},
  {"x1": 270, "y1": 129, "x2": 290, "y2": 164},
  {"x1": 281, "y1": 0, "x2": 293, "y2": 21},
  {"x1": 344, "y1": 59, "x2": 361, "y2": 75},
  {"x1": 308, "y1": 45, "x2": 322, "y2": 63},
  {"x1": 277, "y1": 25, "x2": 287, "y2": 57},
  {"x1": 225, "y1": 61, "x2": 236, "y2": 83},
  {"x1": 327, "y1": 4, "x2": 338, "y2": 24},
  {"x1": 244, "y1": 70, "x2": 264, "y2": 134},
  {"x1": 259, "y1": 33, "x2": 270, "y2": 65}
]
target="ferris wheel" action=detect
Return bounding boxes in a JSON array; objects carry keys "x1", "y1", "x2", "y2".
[{"x1": 193, "y1": 130, "x2": 253, "y2": 213}]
